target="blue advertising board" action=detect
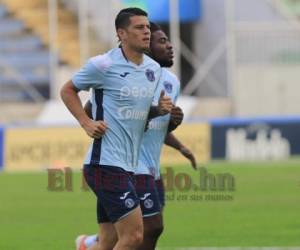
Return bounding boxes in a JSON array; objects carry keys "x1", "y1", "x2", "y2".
[
  {"x1": 121, "y1": 0, "x2": 202, "y2": 22},
  {"x1": 211, "y1": 116, "x2": 300, "y2": 160},
  {"x1": 0, "y1": 126, "x2": 4, "y2": 169}
]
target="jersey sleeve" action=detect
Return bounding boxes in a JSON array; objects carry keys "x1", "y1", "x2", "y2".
[{"x1": 72, "y1": 60, "x2": 104, "y2": 91}]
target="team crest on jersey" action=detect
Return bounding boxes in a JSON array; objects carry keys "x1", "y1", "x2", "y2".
[
  {"x1": 163, "y1": 81, "x2": 173, "y2": 93},
  {"x1": 144, "y1": 198, "x2": 154, "y2": 209},
  {"x1": 145, "y1": 69, "x2": 155, "y2": 82},
  {"x1": 125, "y1": 198, "x2": 135, "y2": 208}
]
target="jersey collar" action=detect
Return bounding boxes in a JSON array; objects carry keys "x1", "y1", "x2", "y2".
[{"x1": 119, "y1": 46, "x2": 145, "y2": 67}]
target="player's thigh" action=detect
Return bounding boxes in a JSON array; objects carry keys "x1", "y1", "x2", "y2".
[
  {"x1": 155, "y1": 178, "x2": 166, "y2": 209},
  {"x1": 114, "y1": 205, "x2": 143, "y2": 240},
  {"x1": 143, "y1": 212, "x2": 164, "y2": 237}
]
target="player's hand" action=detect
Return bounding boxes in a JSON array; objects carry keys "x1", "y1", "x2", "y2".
[
  {"x1": 170, "y1": 105, "x2": 184, "y2": 126},
  {"x1": 158, "y1": 90, "x2": 173, "y2": 116},
  {"x1": 180, "y1": 146, "x2": 197, "y2": 169},
  {"x1": 82, "y1": 119, "x2": 108, "y2": 139}
]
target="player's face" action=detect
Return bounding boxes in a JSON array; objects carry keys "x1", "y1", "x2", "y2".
[
  {"x1": 119, "y1": 15, "x2": 151, "y2": 53},
  {"x1": 150, "y1": 30, "x2": 174, "y2": 67}
]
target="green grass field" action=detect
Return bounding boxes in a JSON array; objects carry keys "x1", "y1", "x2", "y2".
[{"x1": 1, "y1": 160, "x2": 300, "y2": 249}]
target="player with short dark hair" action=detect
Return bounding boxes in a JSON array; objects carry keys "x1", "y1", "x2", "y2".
[
  {"x1": 75, "y1": 21, "x2": 196, "y2": 250},
  {"x1": 115, "y1": 7, "x2": 148, "y2": 30},
  {"x1": 61, "y1": 7, "x2": 173, "y2": 250}
]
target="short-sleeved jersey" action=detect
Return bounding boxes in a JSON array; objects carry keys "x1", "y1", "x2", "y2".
[
  {"x1": 136, "y1": 68, "x2": 180, "y2": 179},
  {"x1": 72, "y1": 48, "x2": 161, "y2": 172}
]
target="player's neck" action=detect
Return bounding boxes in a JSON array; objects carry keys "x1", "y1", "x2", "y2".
[{"x1": 121, "y1": 45, "x2": 144, "y2": 65}]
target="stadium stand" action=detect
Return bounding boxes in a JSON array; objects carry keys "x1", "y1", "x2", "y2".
[
  {"x1": 0, "y1": 0, "x2": 83, "y2": 104},
  {"x1": 0, "y1": 0, "x2": 109, "y2": 123},
  {"x1": 0, "y1": 3, "x2": 50, "y2": 101},
  {"x1": 1, "y1": 0, "x2": 80, "y2": 66}
]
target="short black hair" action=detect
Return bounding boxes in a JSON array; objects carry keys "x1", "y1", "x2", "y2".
[
  {"x1": 150, "y1": 22, "x2": 162, "y2": 33},
  {"x1": 115, "y1": 7, "x2": 148, "y2": 30}
]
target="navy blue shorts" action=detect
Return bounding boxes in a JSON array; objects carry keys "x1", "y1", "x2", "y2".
[
  {"x1": 135, "y1": 174, "x2": 161, "y2": 217},
  {"x1": 155, "y1": 178, "x2": 165, "y2": 207},
  {"x1": 83, "y1": 164, "x2": 139, "y2": 224}
]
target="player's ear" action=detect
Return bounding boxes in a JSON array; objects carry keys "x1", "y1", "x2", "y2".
[{"x1": 117, "y1": 28, "x2": 127, "y2": 42}]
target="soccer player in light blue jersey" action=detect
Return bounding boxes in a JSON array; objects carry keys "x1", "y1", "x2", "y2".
[
  {"x1": 76, "y1": 22, "x2": 196, "y2": 250},
  {"x1": 133, "y1": 22, "x2": 197, "y2": 250},
  {"x1": 61, "y1": 8, "x2": 173, "y2": 250}
]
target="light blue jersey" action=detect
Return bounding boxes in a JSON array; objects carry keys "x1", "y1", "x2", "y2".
[
  {"x1": 136, "y1": 68, "x2": 180, "y2": 179},
  {"x1": 72, "y1": 48, "x2": 161, "y2": 172}
]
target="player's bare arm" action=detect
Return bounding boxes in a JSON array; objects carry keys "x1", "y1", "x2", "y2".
[
  {"x1": 60, "y1": 80, "x2": 107, "y2": 139},
  {"x1": 84, "y1": 100, "x2": 92, "y2": 119},
  {"x1": 164, "y1": 133, "x2": 197, "y2": 169}
]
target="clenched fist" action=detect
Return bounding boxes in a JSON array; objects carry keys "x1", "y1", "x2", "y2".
[
  {"x1": 82, "y1": 119, "x2": 108, "y2": 139},
  {"x1": 170, "y1": 105, "x2": 184, "y2": 126}
]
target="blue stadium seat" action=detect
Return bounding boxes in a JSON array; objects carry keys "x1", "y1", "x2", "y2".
[
  {"x1": 0, "y1": 36, "x2": 44, "y2": 52},
  {"x1": 0, "y1": 4, "x2": 8, "y2": 19},
  {"x1": 0, "y1": 3, "x2": 51, "y2": 101},
  {"x1": 0, "y1": 51, "x2": 50, "y2": 68},
  {"x1": 2, "y1": 66, "x2": 50, "y2": 77},
  {"x1": 0, "y1": 19, "x2": 24, "y2": 36},
  {"x1": 0, "y1": 72, "x2": 49, "y2": 86}
]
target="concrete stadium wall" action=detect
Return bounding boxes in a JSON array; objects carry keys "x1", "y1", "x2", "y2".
[
  {"x1": 235, "y1": 66, "x2": 300, "y2": 116},
  {"x1": 192, "y1": 0, "x2": 285, "y2": 97}
]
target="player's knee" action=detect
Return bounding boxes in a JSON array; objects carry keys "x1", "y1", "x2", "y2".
[
  {"x1": 123, "y1": 230, "x2": 143, "y2": 247},
  {"x1": 132, "y1": 230, "x2": 144, "y2": 246}
]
